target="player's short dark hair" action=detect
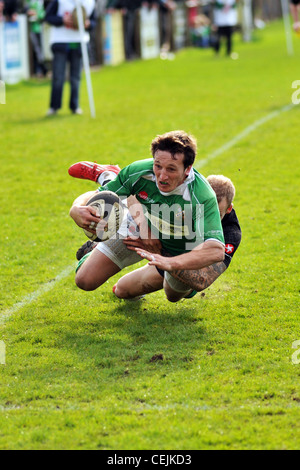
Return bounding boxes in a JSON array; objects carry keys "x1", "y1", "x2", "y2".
[{"x1": 151, "y1": 130, "x2": 197, "y2": 169}]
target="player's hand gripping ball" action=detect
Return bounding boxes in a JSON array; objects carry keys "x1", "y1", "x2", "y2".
[{"x1": 84, "y1": 191, "x2": 124, "y2": 242}]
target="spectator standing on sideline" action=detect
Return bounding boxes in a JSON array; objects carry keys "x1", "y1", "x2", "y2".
[
  {"x1": 146, "y1": 0, "x2": 176, "y2": 53},
  {"x1": 212, "y1": 0, "x2": 238, "y2": 57},
  {"x1": 25, "y1": 0, "x2": 48, "y2": 77},
  {"x1": 104, "y1": 0, "x2": 141, "y2": 60},
  {"x1": 157, "y1": 0, "x2": 177, "y2": 53},
  {"x1": 290, "y1": 0, "x2": 300, "y2": 33},
  {"x1": 120, "y1": 0, "x2": 141, "y2": 61},
  {"x1": 45, "y1": 0, "x2": 95, "y2": 116},
  {"x1": 1, "y1": 0, "x2": 19, "y2": 21},
  {"x1": 88, "y1": 0, "x2": 107, "y2": 65},
  {"x1": 0, "y1": 1, "x2": 4, "y2": 21}
]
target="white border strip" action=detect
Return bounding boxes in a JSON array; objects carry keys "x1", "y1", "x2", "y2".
[{"x1": 0, "y1": 103, "x2": 295, "y2": 324}]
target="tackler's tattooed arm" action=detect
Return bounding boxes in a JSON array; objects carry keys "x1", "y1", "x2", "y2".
[{"x1": 170, "y1": 262, "x2": 227, "y2": 292}]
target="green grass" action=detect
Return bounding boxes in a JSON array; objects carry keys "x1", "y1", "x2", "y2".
[{"x1": 0, "y1": 20, "x2": 300, "y2": 450}]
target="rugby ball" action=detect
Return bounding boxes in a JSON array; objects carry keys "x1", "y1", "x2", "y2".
[{"x1": 84, "y1": 191, "x2": 124, "y2": 242}]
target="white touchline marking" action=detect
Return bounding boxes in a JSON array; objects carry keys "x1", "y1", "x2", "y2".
[
  {"x1": 0, "y1": 103, "x2": 295, "y2": 324},
  {"x1": 0, "y1": 264, "x2": 76, "y2": 325},
  {"x1": 196, "y1": 104, "x2": 295, "y2": 169}
]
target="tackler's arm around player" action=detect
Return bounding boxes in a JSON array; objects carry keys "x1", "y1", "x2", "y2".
[{"x1": 135, "y1": 240, "x2": 225, "y2": 272}]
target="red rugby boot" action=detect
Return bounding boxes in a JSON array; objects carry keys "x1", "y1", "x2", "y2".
[{"x1": 68, "y1": 161, "x2": 121, "y2": 182}]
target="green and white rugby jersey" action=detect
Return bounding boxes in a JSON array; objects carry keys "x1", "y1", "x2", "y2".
[{"x1": 99, "y1": 158, "x2": 224, "y2": 255}]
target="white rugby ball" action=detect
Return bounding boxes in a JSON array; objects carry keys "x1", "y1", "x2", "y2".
[{"x1": 84, "y1": 191, "x2": 124, "y2": 242}]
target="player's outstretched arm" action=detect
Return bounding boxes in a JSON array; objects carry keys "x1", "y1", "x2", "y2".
[{"x1": 135, "y1": 240, "x2": 224, "y2": 272}]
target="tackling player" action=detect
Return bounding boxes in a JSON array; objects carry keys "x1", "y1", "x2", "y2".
[{"x1": 290, "y1": 0, "x2": 300, "y2": 32}]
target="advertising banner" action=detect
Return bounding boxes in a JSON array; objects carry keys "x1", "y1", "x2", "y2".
[
  {"x1": 0, "y1": 15, "x2": 30, "y2": 83},
  {"x1": 102, "y1": 11, "x2": 125, "y2": 66},
  {"x1": 139, "y1": 6, "x2": 160, "y2": 60}
]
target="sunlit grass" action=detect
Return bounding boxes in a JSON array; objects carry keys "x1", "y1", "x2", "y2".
[{"x1": 0, "y1": 20, "x2": 299, "y2": 449}]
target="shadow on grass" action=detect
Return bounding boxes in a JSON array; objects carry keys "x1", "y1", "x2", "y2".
[
  {"x1": 12, "y1": 113, "x2": 81, "y2": 126},
  {"x1": 118, "y1": 302, "x2": 204, "y2": 363},
  {"x1": 38, "y1": 296, "x2": 206, "y2": 387},
  {"x1": 22, "y1": 79, "x2": 51, "y2": 88}
]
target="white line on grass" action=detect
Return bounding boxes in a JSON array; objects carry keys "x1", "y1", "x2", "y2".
[
  {"x1": 0, "y1": 264, "x2": 76, "y2": 325},
  {"x1": 196, "y1": 103, "x2": 295, "y2": 169},
  {"x1": 0, "y1": 103, "x2": 295, "y2": 324}
]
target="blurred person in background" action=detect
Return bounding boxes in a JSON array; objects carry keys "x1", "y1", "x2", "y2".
[
  {"x1": 105, "y1": 0, "x2": 141, "y2": 61},
  {"x1": 191, "y1": 13, "x2": 211, "y2": 48},
  {"x1": 87, "y1": 0, "x2": 107, "y2": 65},
  {"x1": 120, "y1": 0, "x2": 141, "y2": 61},
  {"x1": 25, "y1": 0, "x2": 48, "y2": 77},
  {"x1": 158, "y1": 0, "x2": 177, "y2": 53},
  {"x1": 1, "y1": 0, "x2": 19, "y2": 21},
  {"x1": 212, "y1": 0, "x2": 238, "y2": 57},
  {"x1": 290, "y1": 0, "x2": 300, "y2": 33},
  {"x1": 45, "y1": 0, "x2": 96, "y2": 116},
  {"x1": 145, "y1": 0, "x2": 176, "y2": 53}
]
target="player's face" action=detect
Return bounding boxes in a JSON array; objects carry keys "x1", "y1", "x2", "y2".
[
  {"x1": 218, "y1": 197, "x2": 233, "y2": 220},
  {"x1": 153, "y1": 150, "x2": 192, "y2": 193}
]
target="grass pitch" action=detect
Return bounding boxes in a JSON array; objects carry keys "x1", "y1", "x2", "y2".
[{"x1": 0, "y1": 20, "x2": 300, "y2": 450}]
